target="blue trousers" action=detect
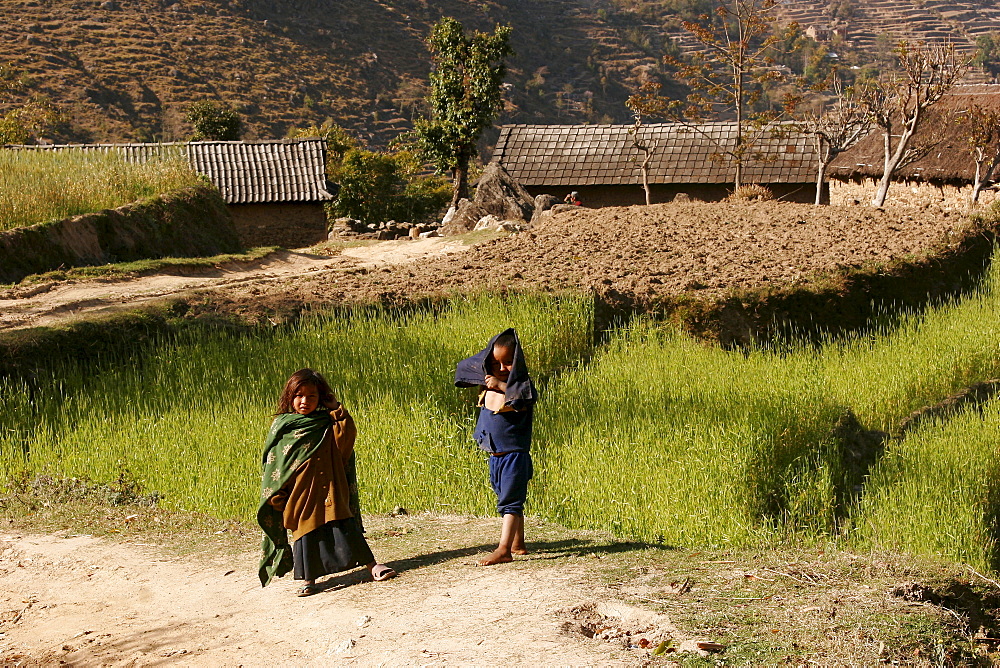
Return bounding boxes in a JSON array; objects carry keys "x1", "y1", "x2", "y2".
[{"x1": 488, "y1": 451, "x2": 533, "y2": 515}]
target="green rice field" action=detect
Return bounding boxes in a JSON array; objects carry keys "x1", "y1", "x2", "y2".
[
  {"x1": 3, "y1": 254, "x2": 1000, "y2": 569},
  {"x1": 0, "y1": 148, "x2": 202, "y2": 231}
]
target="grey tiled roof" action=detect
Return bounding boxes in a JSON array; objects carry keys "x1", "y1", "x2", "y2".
[
  {"x1": 492, "y1": 123, "x2": 817, "y2": 186},
  {"x1": 7, "y1": 139, "x2": 334, "y2": 204},
  {"x1": 187, "y1": 140, "x2": 333, "y2": 204}
]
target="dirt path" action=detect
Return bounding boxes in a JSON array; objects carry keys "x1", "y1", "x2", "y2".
[
  {"x1": 0, "y1": 519, "x2": 680, "y2": 666},
  {"x1": 0, "y1": 237, "x2": 470, "y2": 332}
]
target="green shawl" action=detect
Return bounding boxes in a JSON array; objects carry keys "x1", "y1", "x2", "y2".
[{"x1": 257, "y1": 410, "x2": 331, "y2": 587}]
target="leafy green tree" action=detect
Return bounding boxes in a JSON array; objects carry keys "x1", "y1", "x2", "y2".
[
  {"x1": 289, "y1": 121, "x2": 450, "y2": 226},
  {"x1": 185, "y1": 100, "x2": 241, "y2": 141},
  {"x1": 289, "y1": 119, "x2": 359, "y2": 182},
  {"x1": 974, "y1": 33, "x2": 1000, "y2": 76},
  {"x1": 332, "y1": 148, "x2": 450, "y2": 226},
  {"x1": 413, "y1": 17, "x2": 512, "y2": 210}
]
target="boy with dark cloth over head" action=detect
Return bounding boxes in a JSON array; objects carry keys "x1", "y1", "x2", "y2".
[{"x1": 455, "y1": 328, "x2": 537, "y2": 565}]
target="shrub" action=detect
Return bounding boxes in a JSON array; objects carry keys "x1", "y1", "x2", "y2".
[
  {"x1": 185, "y1": 100, "x2": 241, "y2": 141},
  {"x1": 331, "y1": 147, "x2": 450, "y2": 226},
  {"x1": 729, "y1": 184, "x2": 775, "y2": 201}
]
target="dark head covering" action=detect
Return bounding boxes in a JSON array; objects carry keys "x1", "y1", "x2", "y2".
[{"x1": 454, "y1": 328, "x2": 536, "y2": 410}]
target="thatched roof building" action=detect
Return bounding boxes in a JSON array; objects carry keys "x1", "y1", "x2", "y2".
[{"x1": 829, "y1": 84, "x2": 1000, "y2": 185}]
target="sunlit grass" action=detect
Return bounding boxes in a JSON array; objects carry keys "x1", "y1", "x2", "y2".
[
  {"x1": 534, "y1": 257, "x2": 1000, "y2": 553},
  {"x1": 4, "y1": 254, "x2": 1000, "y2": 567},
  {"x1": 0, "y1": 294, "x2": 594, "y2": 519},
  {"x1": 849, "y1": 400, "x2": 1000, "y2": 571},
  {"x1": 0, "y1": 148, "x2": 203, "y2": 231}
]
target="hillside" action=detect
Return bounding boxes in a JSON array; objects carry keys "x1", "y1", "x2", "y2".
[
  {"x1": 0, "y1": 0, "x2": 678, "y2": 145},
  {"x1": 1, "y1": 0, "x2": 999, "y2": 146}
]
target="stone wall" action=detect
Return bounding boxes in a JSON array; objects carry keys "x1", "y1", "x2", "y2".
[
  {"x1": 830, "y1": 179, "x2": 1000, "y2": 210},
  {"x1": 229, "y1": 202, "x2": 328, "y2": 249}
]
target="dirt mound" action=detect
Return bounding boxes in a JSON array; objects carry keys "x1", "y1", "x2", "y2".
[
  {"x1": 2, "y1": 201, "x2": 985, "y2": 342},
  {"x1": 203, "y1": 201, "x2": 974, "y2": 325}
]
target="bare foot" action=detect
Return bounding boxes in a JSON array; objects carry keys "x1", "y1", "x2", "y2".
[
  {"x1": 478, "y1": 548, "x2": 514, "y2": 566},
  {"x1": 511, "y1": 544, "x2": 528, "y2": 556}
]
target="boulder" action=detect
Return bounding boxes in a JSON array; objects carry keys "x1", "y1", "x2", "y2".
[
  {"x1": 497, "y1": 220, "x2": 527, "y2": 233},
  {"x1": 440, "y1": 163, "x2": 535, "y2": 235},
  {"x1": 530, "y1": 203, "x2": 581, "y2": 227},
  {"x1": 474, "y1": 162, "x2": 535, "y2": 222},
  {"x1": 439, "y1": 199, "x2": 489, "y2": 235},
  {"x1": 329, "y1": 217, "x2": 363, "y2": 237},
  {"x1": 474, "y1": 214, "x2": 528, "y2": 233},
  {"x1": 473, "y1": 214, "x2": 504, "y2": 232},
  {"x1": 530, "y1": 194, "x2": 560, "y2": 226}
]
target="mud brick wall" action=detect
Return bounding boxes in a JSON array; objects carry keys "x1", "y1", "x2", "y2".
[
  {"x1": 525, "y1": 182, "x2": 825, "y2": 207},
  {"x1": 228, "y1": 203, "x2": 329, "y2": 249}
]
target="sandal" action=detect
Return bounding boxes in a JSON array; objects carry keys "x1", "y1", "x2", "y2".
[
  {"x1": 371, "y1": 564, "x2": 396, "y2": 582},
  {"x1": 296, "y1": 583, "x2": 319, "y2": 597}
]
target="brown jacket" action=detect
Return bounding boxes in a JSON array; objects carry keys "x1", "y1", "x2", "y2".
[{"x1": 268, "y1": 403, "x2": 357, "y2": 541}]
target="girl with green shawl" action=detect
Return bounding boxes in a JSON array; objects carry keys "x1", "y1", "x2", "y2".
[{"x1": 258, "y1": 368, "x2": 396, "y2": 596}]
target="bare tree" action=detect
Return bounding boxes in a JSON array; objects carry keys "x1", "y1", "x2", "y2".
[
  {"x1": 627, "y1": 0, "x2": 799, "y2": 190},
  {"x1": 959, "y1": 104, "x2": 1000, "y2": 205},
  {"x1": 626, "y1": 106, "x2": 659, "y2": 205},
  {"x1": 794, "y1": 76, "x2": 871, "y2": 205},
  {"x1": 857, "y1": 40, "x2": 969, "y2": 207}
]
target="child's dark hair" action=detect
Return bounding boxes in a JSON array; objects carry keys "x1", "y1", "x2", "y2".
[
  {"x1": 493, "y1": 333, "x2": 516, "y2": 350},
  {"x1": 276, "y1": 368, "x2": 336, "y2": 414}
]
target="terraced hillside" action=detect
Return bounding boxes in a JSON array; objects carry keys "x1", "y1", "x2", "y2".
[
  {"x1": 776, "y1": 0, "x2": 998, "y2": 61},
  {"x1": 0, "y1": 0, "x2": 676, "y2": 144},
  {"x1": 2, "y1": 0, "x2": 1000, "y2": 146}
]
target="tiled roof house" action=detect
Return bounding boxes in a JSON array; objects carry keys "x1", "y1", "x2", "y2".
[
  {"x1": 492, "y1": 123, "x2": 823, "y2": 205},
  {"x1": 11, "y1": 139, "x2": 334, "y2": 247}
]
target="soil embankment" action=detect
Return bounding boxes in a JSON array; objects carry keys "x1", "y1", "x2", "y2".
[
  {"x1": 0, "y1": 201, "x2": 992, "y2": 346},
  {"x1": 0, "y1": 186, "x2": 239, "y2": 284}
]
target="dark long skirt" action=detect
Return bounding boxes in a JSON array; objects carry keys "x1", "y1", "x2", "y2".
[{"x1": 292, "y1": 517, "x2": 375, "y2": 581}]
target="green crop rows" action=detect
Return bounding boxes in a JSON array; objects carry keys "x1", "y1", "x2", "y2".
[{"x1": 4, "y1": 258, "x2": 1000, "y2": 568}]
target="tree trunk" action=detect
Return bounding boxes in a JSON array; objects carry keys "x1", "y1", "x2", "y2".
[
  {"x1": 815, "y1": 136, "x2": 830, "y2": 206},
  {"x1": 450, "y1": 161, "x2": 469, "y2": 210},
  {"x1": 734, "y1": 68, "x2": 744, "y2": 192},
  {"x1": 972, "y1": 158, "x2": 984, "y2": 205},
  {"x1": 872, "y1": 120, "x2": 917, "y2": 207},
  {"x1": 641, "y1": 149, "x2": 653, "y2": 205},
  {"x1": 872, "y1": 129, "x2": 894, "y2": 207},
  {"x1": 971, "y1": 151, "x2": 1000, "y2": 205},
  {"x1": 815, "y1": 160, "x2": 828, "y2": 206}
]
